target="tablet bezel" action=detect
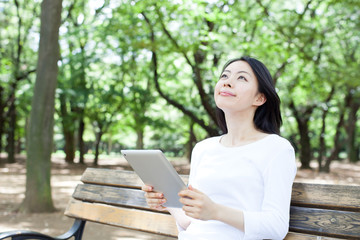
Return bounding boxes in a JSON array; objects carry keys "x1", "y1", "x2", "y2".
[{"x1": 121, "y1": 149, "x2": 186, "y2": 208}]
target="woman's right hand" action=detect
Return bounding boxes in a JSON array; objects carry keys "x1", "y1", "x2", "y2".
[{"x1": 141, "y1": 185, "x2": 167, "y2": 211}]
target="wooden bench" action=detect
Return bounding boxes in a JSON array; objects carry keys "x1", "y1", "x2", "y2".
[{"x1": 1, "y1": 167, "x2": 360, "y2": 239}]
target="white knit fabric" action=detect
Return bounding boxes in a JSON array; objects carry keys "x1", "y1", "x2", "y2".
[{"x1": 176, "y1": 134, "x2": 297, "y2": 240}]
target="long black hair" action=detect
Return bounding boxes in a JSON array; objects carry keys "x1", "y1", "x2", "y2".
[{"x1": 215, "y1": 56, "x2": 282, "y2": 135}]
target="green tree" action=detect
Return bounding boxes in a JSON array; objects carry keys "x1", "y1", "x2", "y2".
[
  {"x1": 21, "y1": 0, "x2": 62, "y2": 213},
  {"x1": 86, "y1": 75, "x2": 124, "y2": 165},
  {"x1": 58, "y1": 0, "x2": 107, "y2": 163},
  {"x1": 0, "y1": 0, "x2": 39, "y2": 162}
]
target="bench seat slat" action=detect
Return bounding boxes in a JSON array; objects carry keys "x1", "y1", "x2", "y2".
[
  {"x1": 65, "y1": 199, "x2": 342, "y2": 240},
  {"x1": 72, "y1": 184, "x2": 355, "y2": 239},
  {"x1": 285, "y1": 232, "x2": 342, "y2": 240},
  {"x1": 65, "y1": 199, "x2": 178, "y2": 238},
  {"x1": 81, "y1": 168, "x2": 144, "y2": 189},
  {"x1": 82, "y1": 169, "x2": 360, "y2": 212},
  {"x1": 290, "y1": 206, "x2": 360, "y2": 239},
  {"x1": 81, "y1": 168, "x2": 189, "y2": 189},
  {"x1": 72, "y1": 184, "x2": 151, "y2": 211},
  {"x1": 292, "y1": 183, "x2": 360, "y2": 211}
]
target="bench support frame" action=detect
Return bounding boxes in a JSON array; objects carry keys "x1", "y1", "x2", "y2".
[{"x1": 0, "y1": 219, "x2": 86, "y2": 240}]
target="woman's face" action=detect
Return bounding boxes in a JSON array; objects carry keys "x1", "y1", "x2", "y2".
[{"x1": 214, "y1": 60, "x2": 266, "y2": 114}]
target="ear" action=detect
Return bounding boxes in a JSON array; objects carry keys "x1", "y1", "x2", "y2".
[{"x1": 253, "y1": 93, "x2": 266, "y2": 106}]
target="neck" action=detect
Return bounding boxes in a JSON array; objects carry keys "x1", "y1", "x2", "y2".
[{"x1": 222, "y1": 110, "x2": 265, "y2": 146}]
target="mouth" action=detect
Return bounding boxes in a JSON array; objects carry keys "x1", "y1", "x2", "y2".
[{"x1": 219, "y1": 91, "x2": 236, "y2": 97}]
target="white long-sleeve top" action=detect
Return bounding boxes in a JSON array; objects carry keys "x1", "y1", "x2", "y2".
[{"x1": 175, "y1": 134, "x2": 297, "y2": 240}]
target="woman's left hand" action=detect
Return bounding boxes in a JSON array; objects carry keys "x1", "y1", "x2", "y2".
[{"x1": 178, "y1": 185, "x2": 218, "y2": 221}]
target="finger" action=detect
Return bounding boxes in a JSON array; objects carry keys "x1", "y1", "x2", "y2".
[
  {"x1": 178, "y1": 189, "x2": 193, "y2": 197},
  {"x1": 145, "y1": 192, "x2": 164, "y2": 199},
  {"x1": 149, "y1": 204, "x2": 165, "y2": 210},
  {"x1": 146, "y1": 198, "x2": 167, "y2": 205},
  {"x1": 179, "y1": 195, "x2": 195, "y2": 206},
  {"x1": 154, "y1": 205, "x2": 167, "y2": 211},
  {"x1": 179, "y1": 189, "x2": 199, "y2": 199},
  {"x1": 188, "y1": 185, "x2": 203, "y2": 194},
  {"x1": 184, "y1": 211, "x2": 198, "y2": 219},
  {"x1": 182, "y1": 205, "x2": 199, "y2": 218},
  {"x1": 141, "y1": 185, "x2": 153, "y2": 192},
  {"x1": 182, "y1": 205, "x2": 194, "y2": 212}
]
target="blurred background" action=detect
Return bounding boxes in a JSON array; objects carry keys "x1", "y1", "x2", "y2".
[
  {"x1": 0, "y1": 0, "x2": 359, "y2": 238},
  {"x1": 1, "y1": 0, "x2": 359, "y2": 169}
]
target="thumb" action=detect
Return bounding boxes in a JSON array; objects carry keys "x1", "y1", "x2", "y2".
[{"x1": 188, "y1": 185, "x2": 202, "y2": 193}]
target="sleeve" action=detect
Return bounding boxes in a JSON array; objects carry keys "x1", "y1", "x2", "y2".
[
  {"x1": 167, "y1": 207, "x2": 189, "y2": 231},
  {"x1": 169, "y1": 143, "x2": 201, "y2": 232},
  {"x1": 243, "y1": 146, "x2": 297, "y2": 239}
]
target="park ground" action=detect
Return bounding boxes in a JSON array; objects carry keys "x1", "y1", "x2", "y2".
[{"x1": 1, "y1": 154, "x2": 360, "y2": 239}]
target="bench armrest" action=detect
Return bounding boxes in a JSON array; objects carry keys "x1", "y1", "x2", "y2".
[{"x1": 0, "y1": 219, "x2": 86, "y2": 240}]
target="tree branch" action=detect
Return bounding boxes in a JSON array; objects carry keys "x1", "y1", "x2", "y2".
[
  {"x1": 62, "y1": 0, "x2": 77, "y2": 25},
  {"x1": 142, "y1": 12, "x2": 218, "y2": 136},
  {"x1": 155, "y1": 7, "x2": 194, "y2": 67},
  {"x1": 156, "y1": 7, "x2": 218, "y2": 125},
  {"x1": 16, "y1": 69, "x2": 36, "y2": 81}
]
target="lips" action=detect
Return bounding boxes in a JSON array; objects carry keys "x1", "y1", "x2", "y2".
[{"x1": 219, "y1": 90, "x2": 236, "y2": 97}]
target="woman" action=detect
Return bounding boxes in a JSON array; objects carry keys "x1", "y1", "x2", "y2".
[{"x1": 142, "y1": 56, "x2": 297, "y2": 239}]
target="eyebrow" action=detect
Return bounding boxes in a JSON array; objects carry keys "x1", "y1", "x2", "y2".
[{"x1": 224, "y1": 70, "x2": 252, "y2": 77}]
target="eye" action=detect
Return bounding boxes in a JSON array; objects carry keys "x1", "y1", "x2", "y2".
[
  {"x1": 220, "y1": 73, "x2": 228, "y2": 79},
  {"x1": 238, "y1": 75, "x2": 247, "y2": 81}
]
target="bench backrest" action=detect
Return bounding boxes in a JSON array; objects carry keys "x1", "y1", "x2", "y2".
[{"x1": 65, "y1": 168, "x2": 360, "y2": 239}]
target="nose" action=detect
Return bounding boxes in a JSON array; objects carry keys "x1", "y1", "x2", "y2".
[
  {"x1": 223, "y1": 77, "x2": 232, "y2": 87},
  {"x1": 222, "y1": 73, "x2": 234, "y2": 87}
]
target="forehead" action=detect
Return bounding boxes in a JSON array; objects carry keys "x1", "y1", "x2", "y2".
[{"x1": 224, "y1": 60, "x2": 253, "y2": 74}]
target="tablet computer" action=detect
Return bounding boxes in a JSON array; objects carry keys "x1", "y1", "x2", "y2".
[{"x1": 121, "y1": 149, "x2": 186, "y2": 208}]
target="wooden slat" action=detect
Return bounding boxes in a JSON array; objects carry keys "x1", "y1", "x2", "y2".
[
  {"x1": 81, "y1": 168, "x2": 189, "y2": 188},
  {"x1": 72, "y1": 184, "x2": 149, "y2": 210},
  {"x1": 65, "y1": 199, "x2": 178, "y2": 238},
  {"x1": 65, "y1": 197, "x2": 343, "y2": 240},
  {"x1": 292, "y1": 183, "x2": 360, "y2": 211},
  {"x1": 285, "y1": 232, "x2": 341, "y2": 240},
  {"x1": 81, "y1": 168, "x2": 143, "y2": 188},
  {"x1": 82, "y1": 169, "x2": 360, "y2": 211},
  {"x1": 289, "y1": 206, "x2": 360, "y2": 239}
]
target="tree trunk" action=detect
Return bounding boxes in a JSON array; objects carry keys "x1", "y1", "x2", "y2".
[
  {"x1": 6, "y1": 99, "x2": 16, "y2": 163},
  {"x1": 136, "y1": 128, "x2": 144, "y2": 149},
  {"x1": 317, "y1": 110, "x2": 327, "y2": 171},
  {"x1": 318, "y1": 87, "x2": 334, "y2": 172},
  {"x1": 59, "y1": 93, "x2": 75, "y2": 163},
  {"x1": 63, "y1": 129, "x2": 75, "y2": 162},
  {"x1": 298, "y1": 118, "x2": 312, "y2": 169},
  {"x1": 0, "y1": 86, "x2": 4, "y2": 153},
  {"x1": 94, "y1": 129, "x2": 103, "y2": 166},
  {"x1": 21, "y1": 0, "x2": 62, "y2": 213},
  {"x1": 289, "y1": 100, "x2": 313, "y2": 169},
  {"x1": 107, "y1": 137, "x2": 112, "y2": 155},
  {"x1": 77, "y1": 43, "x2": 88, "y2": 164},
  {"x1": 78, "y1": 118, "x2": 85, "y2": 164},
  {"x1": 16, "y1": 137, "x2": 21, "y2": 154},
  {"x1": 322, "y1": 110, "x2": 345, "y2": 172},
  {"x1": 346, "y1": 97, "x2": 360, "y2": 162},
  {"x1": 328, "y1": 107, "x2": 346, "y2": 161},
  {"x1": 324, "y1": 94, "x2": 349, "y2": 172},
  {"x1": 186, "y1": 121, "x2": 196, "y2": 163}
]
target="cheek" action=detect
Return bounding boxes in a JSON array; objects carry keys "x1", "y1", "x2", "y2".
[
  {"x1": 214, "y1": 84, "x2": 222, "y2": 106},
  {"x1": 214, "y1": 82, "x2": 221, "y2": 96}
]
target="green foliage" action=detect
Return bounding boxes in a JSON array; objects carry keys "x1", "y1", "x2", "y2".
[{"x1": 1, "y1": 0, "x2": 359, "y2": 165}]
